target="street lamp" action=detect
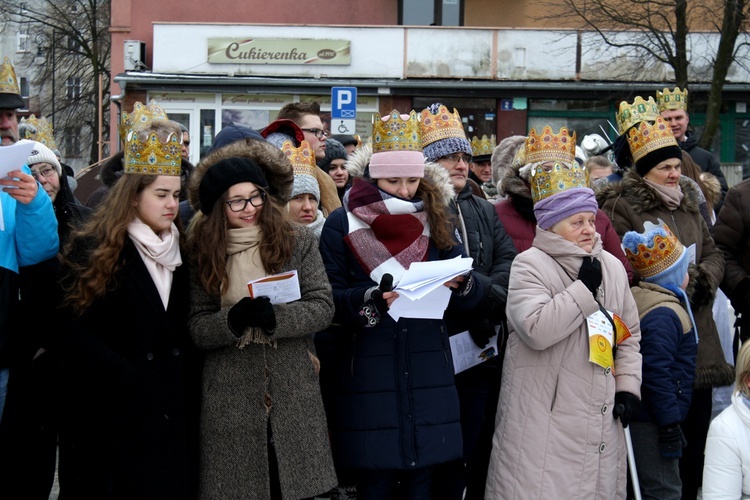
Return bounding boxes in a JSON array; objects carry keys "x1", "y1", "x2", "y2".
[{"x1": 34, "y1": 31, "x2": 56, "y2": 129}]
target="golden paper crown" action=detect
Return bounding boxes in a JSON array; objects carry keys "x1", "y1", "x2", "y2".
[
  {"x1": 419, "y1": 105, "x2": 466, "y2": 147},
  {"x1": 0, "y1": 57, "x2": 20, "y2": 96},
  {"x1": 120, "y1": 100, "x2": 169, "y2": 144},
  {"x1": 282, "y1": 140, "x2": 317, "y2": 174},
  {"x1": 657, "y1": 87, "x2": 688, "y2": 112},
  {"x1": 623, "y1": 221, "x2": 684, "y2": 279},
  {"x1": 529, "y1": 161, "x2": 590, "y2": 203},
  {"x1": 372, "y1": 110, "x2": 422, "y2": 154},
  {"x1": 524, "y1": 126, "x2": 576, "y2": 165},
  {"x1": 616, "y1": 96, "x2": 660, "y2": 135},
  {"x1": 19, "y1": 115, "x2": 56, "y2": 149},
  {"x1": 471, "y1": 135, "x2": 496, "y2": 158},
  {"x1": 626, "y1": 116, "x2": 679, "y2": 164}
]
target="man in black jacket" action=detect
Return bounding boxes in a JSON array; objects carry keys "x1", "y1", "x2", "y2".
[
  {"x1": 421, "y1": 103, "x2": 517, "y2": 500},
  {"x1": 658, "y1": 87, "x2": 728, "y2": 204}
]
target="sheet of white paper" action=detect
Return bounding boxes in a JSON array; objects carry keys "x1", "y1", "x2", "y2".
[
  {"x1": 0, "y1": 141, "x2": 35, "y2": 179},
  {"x1": 388, "y1": 284, "x2": 452, "y2": 321},
  {"x1": 686, "y1": 243, "x2": 696, "y2": 265},
  {"x1": 247, "y1": 270, "x2": 301, "y2": 305},
  {"x1": 395, "y1": 257, "x2": 473, "y2": 300},
  {"x1": 449, "y1": 326, "x2": 501, "y2": 374}
]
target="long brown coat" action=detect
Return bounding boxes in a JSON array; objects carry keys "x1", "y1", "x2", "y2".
[
  {"x1": 597, "y1": 170, "x2": 733, "y2": 388},
  {"x1": 713, "y1": 178, "x2": 750, "y2": 314},
  {"x1": 485, "y1": 230, "x2": 641, "y2": 499}
]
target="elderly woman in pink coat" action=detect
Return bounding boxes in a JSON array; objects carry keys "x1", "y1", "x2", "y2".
[{"x1": 485, "y1": 127, "x2": 642, "y2": 499}]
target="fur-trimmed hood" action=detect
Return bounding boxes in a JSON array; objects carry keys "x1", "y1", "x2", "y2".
[
  {"x1": 491, "y1": 135, "x2": 527, "y2": 197},
  {"x1": 595, "y1": 169, "x2": 701, "y2": 215},
  {"x1": 345, "y1": 144, "x2": 455, "y2": 206},
  {"x1": 188, "y1": 138, "x2": 293, "y2": 213}
]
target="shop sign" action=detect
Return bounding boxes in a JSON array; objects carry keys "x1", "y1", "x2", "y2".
[{"x1": 208, "y1": 38, "x2": 351, "y2": 65}]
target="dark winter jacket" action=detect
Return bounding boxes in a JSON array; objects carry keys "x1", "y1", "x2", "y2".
[
  {"x1": 680, "y1": 133, "x2": 728, "y2": 204},
  {"x1": 597, "y1": 170, "x2": 732, "y2": 389},
  {"x1": 60, "y1": 239, "x2": 200, "y2": 499},
  {"x1": 713, "y1": 178, "x2": 750, "y2": 318},
  {"x1": 631, "y1": 283, "x2": 697, "y2": 427}
]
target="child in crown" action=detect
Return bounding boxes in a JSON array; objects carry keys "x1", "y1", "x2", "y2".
[{"x1": 622, "y1": 221, "x2": 698, "y2": 500}]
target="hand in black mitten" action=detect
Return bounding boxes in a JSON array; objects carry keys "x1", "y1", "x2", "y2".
[
  {"x1": 658, "y1": 425, "x2": 686, "y2": 458},
  {"x1": 469, "y1": 317, "x2": 495, "y2": 349},
  {"x1": 227, "y1": 296, "x2": 276, "y2": 336},
  {"x1": 578, "y1": 257, "x2": 602, "y2": 297},
  {"x1": 613, "y1": 392, "x2": 641, "y2": 428},
  {"x1": 359, "y1": 274, "x2": 394, "y2": 328}
]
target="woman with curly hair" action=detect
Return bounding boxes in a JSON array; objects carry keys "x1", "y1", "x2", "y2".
[
  {"x1": 59, "y1": 117, "x2": 199, "y2": 499},
  {"x1": 186, "y1": 138, "x2": 336, "y2": 500}
]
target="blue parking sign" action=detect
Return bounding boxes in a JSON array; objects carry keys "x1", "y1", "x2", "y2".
[{"x1": 331, "y1": 87, "x2": 357, "y2": 119}]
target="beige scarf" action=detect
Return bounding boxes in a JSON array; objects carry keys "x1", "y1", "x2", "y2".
[
  {"x1": 222, "y1": 226, "x2": 274, "y2": 347},
  {"x1": 645, "y1": 179, "x2": 684, "y2": 211},
  {"x1": 127, "y1": 218, "x2": 182, "y2": 309}
]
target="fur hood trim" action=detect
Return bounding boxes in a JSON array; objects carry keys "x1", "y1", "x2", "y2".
[
  {"x1": 491, "y1": 135, "x2": 526, "y2": 191},
  {"x1": 595, "y1": 169, "x2": 701, "y2": 214},
  {"x1": 188, "y1": 138, "x2": 293, "y2": 212},
  {"x1": 345, "y1": 144, "x2": 455, "y2": 206}
]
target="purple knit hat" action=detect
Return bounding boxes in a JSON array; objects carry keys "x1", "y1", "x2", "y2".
[{"x1": 534, "y1": 187, "x2": 599, "y2": 230}]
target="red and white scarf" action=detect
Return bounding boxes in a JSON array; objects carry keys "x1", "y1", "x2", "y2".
[{"x1": 344, "y1": 178, "x2": 430, "y2": 285}]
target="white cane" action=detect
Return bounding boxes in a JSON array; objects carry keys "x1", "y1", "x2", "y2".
[{"x1": 624, "y1": 426, "x2": 642, "y2": 500}]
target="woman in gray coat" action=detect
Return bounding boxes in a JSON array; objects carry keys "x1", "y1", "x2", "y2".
[{"x1": 186, "y1": 139, "x2": 336, "y2": 500}]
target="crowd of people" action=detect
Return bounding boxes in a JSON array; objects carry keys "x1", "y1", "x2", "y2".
[{"x1": 0, "y1": 53, "x2": 749, "y2": 500}]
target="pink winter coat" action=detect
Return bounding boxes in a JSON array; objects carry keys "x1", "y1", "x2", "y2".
[{"x1": 485, "y1": 229, "x2": 642, "y2": 499}]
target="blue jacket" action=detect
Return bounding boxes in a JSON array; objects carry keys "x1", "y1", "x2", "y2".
[
  {"x1": 318, "y1": 207, "x2": 484, "y2": 471},
  {"x1": 0, "y1": 170, "x2": 58, "y2": 367},
  {"x1": 631, "y1": 284, "x2": 697, "y2": 427}
]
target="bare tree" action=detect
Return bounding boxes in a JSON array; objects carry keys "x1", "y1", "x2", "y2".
[
  {"x1": 0, "y1": 0, "x2": 111, "y2": 166},
  {"x1": 541, "y1": 0, "x2": 749, "y2": 150}
]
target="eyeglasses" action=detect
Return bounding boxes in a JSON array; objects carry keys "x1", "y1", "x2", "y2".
[
  {"x1": 225, "y1": 192, "x2": 266, "y2": 212},
  {"x1": 300, "y1": 128, "x2": 330, "y2": 139},
  {"x1": 30, "y1": 167, "x2": 57, "y2": 180},
  {"x1": 441, "y1": 154, "x2": 472, "y2": 166}
]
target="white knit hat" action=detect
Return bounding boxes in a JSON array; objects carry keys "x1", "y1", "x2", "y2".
[{"x1": 27, "y1": 141, "x2": 62, "y2": 175}]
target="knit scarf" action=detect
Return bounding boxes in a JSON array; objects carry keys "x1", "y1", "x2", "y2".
[
  {"x1": 127, "y1": 218, "x2": 182, "y2": 309},
  {"x1": 344, "y1": 178, "x2": 430, "y2": 285},
  {"x1": 306, "y1": 210, "x2": 326, "y2": 240},
  {"x1": 223, "y1": 225, "x2": 274, "y2": 347},
  {"x1": 645, "y1": 179, "x2": 684, "y2": 211}
]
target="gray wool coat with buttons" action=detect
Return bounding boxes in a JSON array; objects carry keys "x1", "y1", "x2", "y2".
[
  {"x1": 188, "y1": 226, "x2": 337, "y2": 500},
  {"x1": 485, "y1": 229, "x2": 641, "y2": 500}
]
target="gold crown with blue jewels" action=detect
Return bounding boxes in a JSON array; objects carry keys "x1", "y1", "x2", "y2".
[
  {"x1": 419, "y1": 105, "x2": 466, "y2": 148},
  {"x1": 120, "y1": 100, "x2": 170, "y2": 145},
  {"x1": 123, "y1": 100, "x2": 181, "y2": 176},
  {"x1": 656, "y1": 87, "x2": 688, "y2": 112},
  {"x1": 524, "y1": 126, "x2": 576, "y2": 166},
  {"x1": 471, "y1": 135, "x2": 496, "y2": 157},
  {"x1": 616, "y1": 96, "x2": 660, "y2": 135},
  {"x1": 530, "y1": 161, "x2": 590, "y2": 203},
  {"x1": 19, "y1": 115, "x2": 57, "y2": 149},
  {"x1": 372, "y1": 110, "x2": 422, "y2": 153}
]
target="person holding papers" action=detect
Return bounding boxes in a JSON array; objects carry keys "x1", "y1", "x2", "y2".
[
  {"x1": 484, "y1": 127, "x2": 642, "y2": 499},
  {"x1": 318, "y1": 110, "x2": 484, "y2": 499},
  {"x1": 186, "y1": 138, "x2": 336, "y2": 500}
]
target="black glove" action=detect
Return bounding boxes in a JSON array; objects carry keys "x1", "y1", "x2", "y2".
[
  {"x1": 469, "y1": 317, "x2": 495, "y2": 349},
  {"x1": 359, "y1": 274, "x2": 393, "y2": 328},
  {"x1": 613, "y1": 392, "x2": 641, "y2": 428},
  {"x1": 658, "y1": 424, "x2": 686, "y2": 459},
  {"x1": 227, "y1": 296, "x2": 276, "y2": 336},
  {"x1": 578, "y1": 257, "x2": 602, "y2": 297}
]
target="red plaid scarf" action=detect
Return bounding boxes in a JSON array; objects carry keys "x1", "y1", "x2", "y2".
[{"x1": 344, "y1": 178, "x2": 430, "y2": 284}]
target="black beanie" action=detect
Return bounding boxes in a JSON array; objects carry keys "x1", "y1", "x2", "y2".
[
  {"x1": 635, "y1": 145, "x2": 683, "y2": 177},
  {"x1": 199, "y1": 157, "x2": 268, "y2": 214}
]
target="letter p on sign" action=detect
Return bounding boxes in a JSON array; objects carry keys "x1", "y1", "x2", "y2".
[{"x1": 331, "y1": 87, "x2": 357, "y2": 119}]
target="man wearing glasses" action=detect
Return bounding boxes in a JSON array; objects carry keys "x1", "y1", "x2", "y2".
[
  {"x1": 420, "y1": 103, "x2": 516, "y2": 500},
  {"x1": 277, "y1": 101, "x2": 328, "y2": 161}
]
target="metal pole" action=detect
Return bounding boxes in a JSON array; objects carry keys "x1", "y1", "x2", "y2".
[
  {"x1": 624, "y1": 426, "x2": 642, "y2": 500},
  {"x1": 51, "y1": 31, "x2": 55, "y2": 130},
  {"x1": 98, "y1": 73, "x2": 103, "y2": 162}
]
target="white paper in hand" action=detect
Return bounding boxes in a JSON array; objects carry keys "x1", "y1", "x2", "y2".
[
  {"x1": 0, "y1": 140, "x2": 35, "y2": 180},
  {"x1": 247, "y1": 270, "x2": 301, "y2": 305}
]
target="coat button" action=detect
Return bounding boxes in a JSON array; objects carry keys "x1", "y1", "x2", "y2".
[
  {"x1": 601, "y1": 405, "x2": 608, "y2": 415},
  {"x1": 410, "y1": 461, "x2": 416, "y2": 467},
  {"x1": 172, "y1": 348, "x2": 180, "y2": 356},
  {"x1": 146, "y1": 352, "x2": 154, "y2": 361},
  {"x1": 599, "y1": 443, "x2": 606, "y2": 453},
  {"x1": 604, "y1": 367, "x2": 611, "y2": 375}
]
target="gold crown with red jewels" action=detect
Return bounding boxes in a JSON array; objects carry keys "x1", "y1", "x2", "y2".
[
  {"x1": 372, "y1": 110, "x2": 422, "y2": 154},
  {"x1": 616, "y1": 96, "x2": 660, "y2": 135},
  {"x1": 529, "y1": 161, "x2": 590, "y2": 203},
  {"x1": 471, "y1": 135, "x2": 496, "y2": 157},
  {"x1": 419, "y1": 105, "x2": 465, "y2": 148},
  {"x1": 123, "y1": 101, "x2": 181, "y2": 176},
  {"x1": 656, "y1": 87, "x2": 688, "y2": 112},
  {"x1": 623, "y1": 221, "x2": 684, "y2": 279},
  {"x1": 282, "y1": 139, "x2": 317, "y2": 174},
  {"x1": 20, "y1": 115, "x2": 56, "y2": 149},
  {"x1": 524, "y1": 126, "x2": 576, "y2": 165},
  {"x1": 626, "y1": 116, "x2": 679, "y2": 164},
  {"x1": 0, "y1": 57, "x2": 20, "y2": 96},
  {"x1": 120, "y1": 100, "x2": 170, "y2": 144}
]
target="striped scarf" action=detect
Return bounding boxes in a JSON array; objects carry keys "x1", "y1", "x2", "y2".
[{"x1": 344, "y1": 178, "x2": 430, "y2": 285}]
